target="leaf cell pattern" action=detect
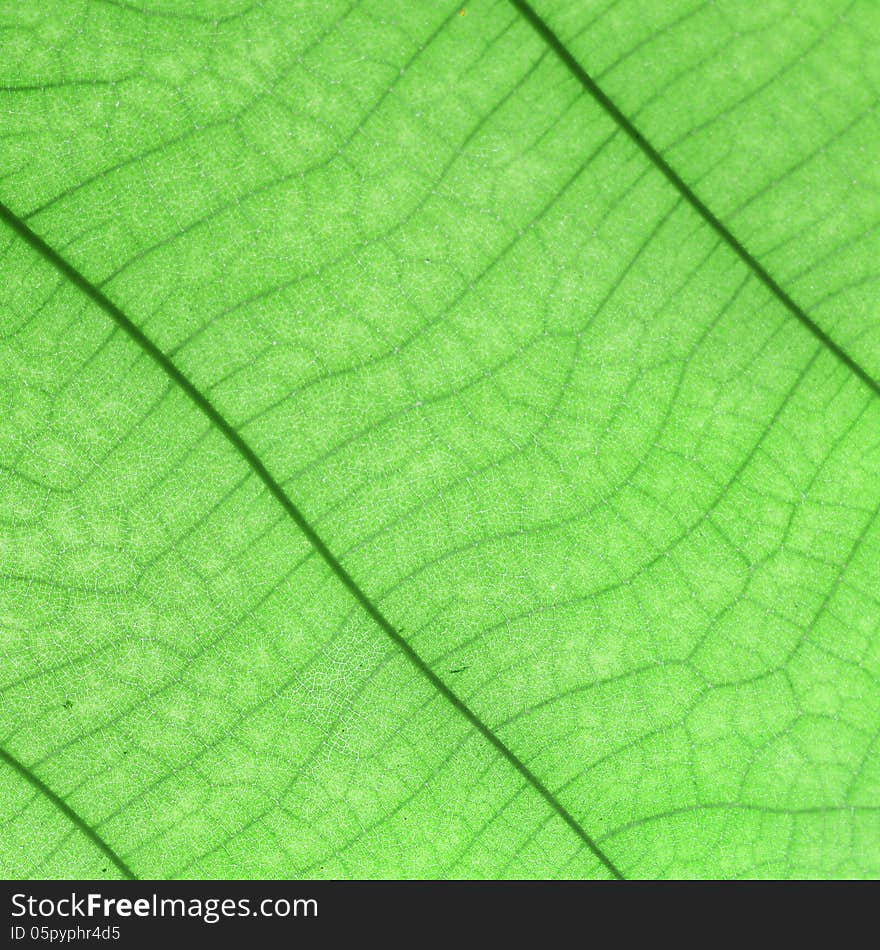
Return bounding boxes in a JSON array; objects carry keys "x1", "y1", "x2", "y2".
[{"x1": 0, "y1": 0, "x2": 878, "y2": 879}]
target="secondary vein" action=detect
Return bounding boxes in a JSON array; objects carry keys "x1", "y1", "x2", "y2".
[
  {"x1": 508, "y1": 0, "x2": 880, "y2": 401},
  {"x1": 0, "y1": 745, "x2": 136, "y2": 879},
  {"x1": 0, "y1": 200, "x2": 624, "y2": 881}
]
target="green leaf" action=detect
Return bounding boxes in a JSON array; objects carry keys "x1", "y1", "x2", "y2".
[
  {"x1": 1, "y1": 0, "x2": 878, "y2": 879},
  {"x1": 527, "y1": 0, "x2": 880, "y2": 378}
]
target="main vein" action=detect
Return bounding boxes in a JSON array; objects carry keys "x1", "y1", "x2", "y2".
[
  {"x1": 508, "y1": 0, "x2": 880, "y2": 400},
  {"x1": 0, "y1": 202, "x2": 624, "y2": 880}
]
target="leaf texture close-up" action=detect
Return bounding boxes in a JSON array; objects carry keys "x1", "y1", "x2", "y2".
[{"x1": 0, "y1": 0, "x2": 879, "y2": 880}]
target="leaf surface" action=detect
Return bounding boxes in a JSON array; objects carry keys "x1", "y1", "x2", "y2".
[
  {"x1": 529, "y1": 0, "x2": 880, "y2": 375},
  {"x1": 1, "y1": 0, "x2": 878, "y2": 879}
]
